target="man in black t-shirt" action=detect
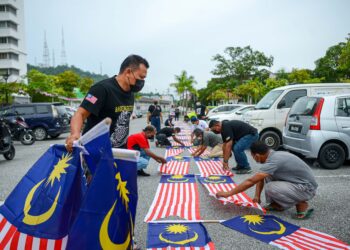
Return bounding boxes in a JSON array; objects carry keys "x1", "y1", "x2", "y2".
[
  {"x1": 195, "y1": 101, "x2": 207, "y2": 119},
  {"x1": 209, "y1": 119, "x2": 259, "y2": 174},
  {"x1": 65, "y1": 55, "x2": 149, "y2": 151},
  {"x1": 156, "y1": 127, "x2": 184, "y2": 147},
  {"x1": 147, "y1": 100, "x2": 162, "y2": 132}
]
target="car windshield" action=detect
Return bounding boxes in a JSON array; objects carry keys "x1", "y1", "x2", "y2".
[
  {"x1": 54, "y1": 105, "x2": 68, "y2": 116},
  {"x1": 289, "y1": 97, "x2": 318, "y2": 116},
  {"x1": 255, "y1": 90, "x2": 283, "y2": 109}
]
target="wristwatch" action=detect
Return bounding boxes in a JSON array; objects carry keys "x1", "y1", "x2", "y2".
[{"x1": 223, "y1": 159, "x2": 229, "y2": 163}]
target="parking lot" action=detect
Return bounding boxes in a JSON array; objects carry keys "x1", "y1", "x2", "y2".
[{"x1": 0, "y1": 117, "x2": 349, "y2": 249}]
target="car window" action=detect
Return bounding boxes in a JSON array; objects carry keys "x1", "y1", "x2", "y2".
[
  {"x1": 0, "y1": 107, "x2": 15, "y2": 116},
  {"x1": 36, "y1": 105, "x2": 50, "y2": 114},
  {"x1": 216, "y1": 106, "x2": 227, "y2": 112},
  {"x1": 240, "y1": 106, "x2": 254, "y2": 114},
  {"x1": 15, "y1": 106, "x2": 35, "y2": 115},
  {"x1": 278, "y1": 89, "x2": 307, "y2": 109},
  {"x1": 336, "y1": 97, "x2": 350, "y2": 117},
  {"x1": 255, "y1": 90, "x2": 283, "y2": 109},
  {"x1": 289, "y1": 97, "x2": 318, "y2": 116}
]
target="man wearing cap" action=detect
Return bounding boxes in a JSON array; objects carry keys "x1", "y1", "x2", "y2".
[{"x1": 190, "y1": 116, "x2": 209, "y2": 146}]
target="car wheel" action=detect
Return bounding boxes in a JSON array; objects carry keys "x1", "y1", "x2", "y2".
[
  {"x1": 260, "y1": 131, "x2": 281, "y2": 150},
  {"x1": 20, "y1": 131, "x2": 35, "y2": 145},
  {"x1": 50, "y1": 134, "x2": 61, "y2": 139},
  {"x1": 34, "y1": 127, "x2": 48, "y2": 141},
  {"x1": 4, "y1": 145, "x2": 15, "y2": 160},
  {"x1": 318, "y1": 143, "x2": 345, "y2": 169}
]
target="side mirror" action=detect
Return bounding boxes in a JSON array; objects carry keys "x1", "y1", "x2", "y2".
[
  {"x1": 277, "y1": 100, "x2": 286, "y2": 109},
  {"x1": 235, "y1": 112, "x2": 242, "y2": 115},
  {"x1": 213, "y1": 110, "x2": 218, "y2": 113}
]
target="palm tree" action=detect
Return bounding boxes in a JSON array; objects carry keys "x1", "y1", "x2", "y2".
[{"x1": 170, "y1": 70, "x2": 197, "y2": 114}]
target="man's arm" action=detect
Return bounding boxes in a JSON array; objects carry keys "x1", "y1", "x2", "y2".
[
  {"x1": 193, "y1": 145, "x2": 207, "y2": 157},
  {"x1": 144, "y1": 148, "x2": 167, "y2": 164},
  {"x1": 253, "y1": 179, "x2": 265, "y2": 203},
  {"x1": 65, "y1": 107, "x2": 91, "y2": 151},
  {"x1": 160, "y1": 112, "x2": 163, "y2": 123},
  {"x1": 147, "y1": 112, "x2": 151, "y2": 124},
  {"x1": 216, "y1": 173, "x2": 269, "y2": 198},
  {"x1": 222, "y1": 140, "x2": 233, "y2": 170},
  {"x1": 172, "y1": 135, "x2": 185, "y2": 146}
]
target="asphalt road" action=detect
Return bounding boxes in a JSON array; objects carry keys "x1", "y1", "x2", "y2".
[{"x1": 0, "y1": 117, "x2": 349, "y2": 249}]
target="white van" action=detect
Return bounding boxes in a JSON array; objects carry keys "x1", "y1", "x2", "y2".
[{"x1": 243, "y1": 83, "x2": 350, "y2": 149}]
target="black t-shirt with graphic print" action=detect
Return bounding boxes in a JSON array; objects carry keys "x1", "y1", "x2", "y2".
[
  {"x1": 221, "y1": 120, "x2": 257, "y2": 143},
  {"x1": 81, "y1": 76, "x2": 134, "y2": 148},
  {"x1": 195, "y1": 104, "x2": 206, "y2": 117}
]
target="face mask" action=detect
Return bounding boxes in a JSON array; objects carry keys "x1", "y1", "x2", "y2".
[
  {"x1": 148, "y1": 135, "x2": 155, "y2": 140},
  {"x1": 130, "y1": 79, "x2": 145, "y2": 92}
]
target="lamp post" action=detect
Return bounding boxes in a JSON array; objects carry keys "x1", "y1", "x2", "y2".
[{"x1": 1, "y1": 71, "x2": 11, "y2": 104}]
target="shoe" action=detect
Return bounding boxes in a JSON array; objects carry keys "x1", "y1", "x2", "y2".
[
  {"x1": 137, "y1": 169, "x2": 150, "y2": 176},
  {"x1": 236, "y1": 169, "x2": 252, "y2": 174},
  {"x1": 231, "y1": 167, "x2": 240, "y2": 171}
]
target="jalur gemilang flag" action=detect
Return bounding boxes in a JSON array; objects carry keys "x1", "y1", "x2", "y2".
[
  {"x1": 67, "y1": 136, "x2": 139, "y2": 249},
  {"x1": 0, "y1": 145, "x2": 86, "y2": 249}
]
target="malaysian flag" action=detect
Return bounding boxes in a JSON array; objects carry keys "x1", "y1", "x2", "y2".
[
  {"x1": 165, "y1": 146, "x2": 185, "y2": 157},
  {"x1": 194, "y1": 157, "x2": 234, "y2": 177},
  {"x1": 147, "y1": 223, "x2": 215, "y2": 250},
  {"x1": 188, "y1": 147, "x2": 211, "y2": 157},
  {"x1": 0, "y1": 145, "x2": 86, "y2": 250},
  {"x1": 172, "y1": 141, "x2": 192, "y2": 147},
  {"x1": 144, "y1": 175, "x2": 201, "y2": 222},
  {"x1": 158, "y1": 156, "x2": 190, "y2": 175},
  {"x1": 197, "y1": 176, "x2": 265, "y2": 213},
  {"x1": 221, "y1": 215, "x2": 350, "y2": 250}
]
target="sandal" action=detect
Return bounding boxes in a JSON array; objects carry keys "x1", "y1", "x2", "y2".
[
  {"x1": 292, "y1": 208, "x2": 314, "y2": 220},
  {"x1": 264, "y1": 204, "x2": 284, "y2": 212}
]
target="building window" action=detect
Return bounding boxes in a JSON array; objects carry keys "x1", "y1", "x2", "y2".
[
  {"x1": 0, "y1": 52, "x2": 18, "y2": 60},
  {"x1": 0, "y1": 36, "x2": 18, "y2": 46},
  {"x1": 0, "y1": 21, "x2": 18, "y2": 30},
  {"x1": 0, "y1": 5, "x2": 17, "y2": 15},
  {"x1": 0, "y1": 53, "x2": 7, "y2": 59},
  {"x1": 0, "y1": 68, "x2": 19, "y2": 76}
]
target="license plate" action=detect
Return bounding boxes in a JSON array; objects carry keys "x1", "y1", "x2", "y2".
[{"x1": 289, "y1": 124, "x2": 302, "y2": 133}]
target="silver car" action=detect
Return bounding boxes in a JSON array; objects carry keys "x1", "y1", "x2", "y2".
[{"x1": 283, "y1": 94, "x2": 350, "y2": 169}]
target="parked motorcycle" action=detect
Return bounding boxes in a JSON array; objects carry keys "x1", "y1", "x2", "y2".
[
  {"x1": 0, "y1": 116, "x2": 15, "y2": 160},
  {"x1": 7, "y1": 116, "x2": 35, "y2": 145}
]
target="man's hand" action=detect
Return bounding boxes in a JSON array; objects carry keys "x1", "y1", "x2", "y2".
[
  {"x1": 65, "y1": 134, "x2": 80, "y2": 152},
  {"x1": 157, "y1": 157, "x2": 167, "y2": 164},
  {"x1": 252, "y1": 196, "x2": 261, "y2": 204},
  {"x1": 216, "y1": 190, "x2": 232, "y2": 198},
  {"x1": 222, "y1": 161, "x2": 229, "y2": 171}
]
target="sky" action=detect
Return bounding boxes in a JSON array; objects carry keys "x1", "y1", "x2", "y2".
[{"x1": 25, "y1": 0, "x2": 350, "y2": 94}]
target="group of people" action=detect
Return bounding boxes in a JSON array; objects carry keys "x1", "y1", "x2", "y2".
[{"x1": 65, "y1": 54, "x2": 318, "y2": 250}]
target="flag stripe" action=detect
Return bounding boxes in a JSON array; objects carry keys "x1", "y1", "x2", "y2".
[
  {"x1": 294, "y1": 230, "x2": 349, "y2": 249},
  {"x1": 25, "y1": 235, "x2": 33, "y2": 250},
  {"x1": 195, "y1": 160, "x2": 233, "y2": 177},
  {"x1": 284, "y1": 235, "x2": 326, "y2": 250},
  {"x1": 159, "y1": 161, "x2": 189, "y2": 175},
  {"x1": 9, "y1": 230, "x2": 20, "y2": 250}
]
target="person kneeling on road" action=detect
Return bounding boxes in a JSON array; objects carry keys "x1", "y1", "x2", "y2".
[
  {"x1": 127, "y1": 125, "x2": 166, "y2": 176},
  {"x1": 191, "y1": 128, "x2": 223, "y2": 158},
  {"x1": 216, "y1": 141, "x2": 318, "y2": 220},
  {"x1": 156, "y1": 127, "x2": 185, "y2": 147},
  {"x1": 190, "y1": 116, "x2": 209, "y2": 146},
  {"x1": 210, "y1": 119, "x2": 258, "y2": 174}
]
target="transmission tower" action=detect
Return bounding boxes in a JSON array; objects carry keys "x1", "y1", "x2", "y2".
[
  {"x1": 52, "y1": 50, "x2": 55, "y2": 67},
  {"x1": 61, "y1": 27, "x2": 67, "y2": 65},
  {"x1": 42, "y1": 31, "x2": 50, "y2": 67}
]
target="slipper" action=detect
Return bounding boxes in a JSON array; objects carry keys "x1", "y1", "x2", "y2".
[
  {"x1": 292, "y1": 208, "x2": 314, "y2": 220},
  {"x1": 264, "y1": 204, "x2": 284, "y2": 212}
]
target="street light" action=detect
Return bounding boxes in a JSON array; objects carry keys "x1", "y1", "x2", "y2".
[{"x1": 1, "y1": 71, "x2": 11, "y2": 104}]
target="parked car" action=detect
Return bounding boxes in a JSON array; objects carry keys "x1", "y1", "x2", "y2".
[
  {"x1": 208, "y1": 105, "x2": 255, "y2": 122},
  {"x1": 244, "y1": 83, "x2": 350, "y2": 150},
  {"x1": 0, "y1": 103, "x2": 70, "y2": 141},
  {"x1": 283, "y1": 95, "x2": 350, "y2": 169},
  {"x1": 207, "y1": 104, "x2": 242, "y2": 119}
]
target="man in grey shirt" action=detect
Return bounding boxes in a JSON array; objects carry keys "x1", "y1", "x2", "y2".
[
  {"x1": 191, "y1": 129, "x2": 223, "y2": 157},
  {"x1": 216, "y1": 141, "x2": 317, "y2": 220}
]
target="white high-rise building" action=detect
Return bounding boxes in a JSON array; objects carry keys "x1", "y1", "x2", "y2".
[{"x1": 0, "y1": 0, "x2": 26, "y2": 82}]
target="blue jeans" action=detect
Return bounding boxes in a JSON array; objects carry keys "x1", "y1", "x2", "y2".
[
  {"x1": 151, "y1": 116, "x2": 161, "y2": 132},
  {"x1": 232, "y1": 133, "x2": 259, "y2": 169},
  {"x1": 137, "y1": 149, "x2": 150, "y2": 171}
]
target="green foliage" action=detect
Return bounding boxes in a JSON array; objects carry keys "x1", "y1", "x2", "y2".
[
  {"x1": 338, "y1": 37, "x2": 350, "y2": 79},
  {"x1": 212, "y1": 46, "x2": 274, "y2": 84}
]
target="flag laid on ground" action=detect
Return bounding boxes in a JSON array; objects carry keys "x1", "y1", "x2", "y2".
[
  {"x1": 158, "y1": 156, "x2": 191, "y2": 175},
  {"x1": 144, "y1": 175, "x2": 201, "y2": 222},
  {"x1": 165, "y1": 146, "x2": 185, "y2": 158},
  {"x1": 67, "y1": 146, "x2": 138, "y2": 249},
  {"x1": 147, "y1": 222, "x2": 215, "y2": 250},
  {"x1": 0, "y1": 145, "x2": 85, "y2": 250},
  {"x1": 197, "y1": 176, "x2": 265, "y2": 213},
  {"x1": 77, "y1": 118, "x2": 111, "y2": 175},
  {"x1": 188, "y1": 147, "x2": 211, "y2": 157},
  {"x1": 172, "y1": 141, "x2": 192, "y2": 147},
  {"x1": 176, "y1": 135, "x2": 192, "y2": 141},
  {"x1": 194, "y1": 157, "x2": 234, "y2": 177},
  {"x1": 221, "y1": 215, "x2": 350, "y2": 250}
]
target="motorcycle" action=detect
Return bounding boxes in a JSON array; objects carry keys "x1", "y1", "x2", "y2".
[
  {"x1": 0, "y1": 116, "x2": 15, "y2": 160},
  {"x1": 7, "y1": 116, "x2": 35, "y2": 145}
]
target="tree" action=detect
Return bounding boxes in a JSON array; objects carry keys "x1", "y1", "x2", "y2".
[
  {"x1": 80, "y1": 77, "x2": 94, "y2": 94},
  {"x1": 170, "y1": 71, "x2": 197, "y2": 114},
  {"x1": 55, "y1": 71, "x2": 80, "y2": 97},
  {"x1": 212, "y1": 46, "x2": 274, "y2": 85},
  {"x1": 338, "y1": 36, "x2": 350, "y2": 79}
]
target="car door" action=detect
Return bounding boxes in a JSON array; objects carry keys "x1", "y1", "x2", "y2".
[
  {"x1": 275, "y1": 89, "x2": 307, "y2": 131},
  {"x1": 335, "y1": 97, "x2": 350, "y2": 144},
  {"x1": 14, "y1": 106, "x2": 36, "y2": 127}
]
